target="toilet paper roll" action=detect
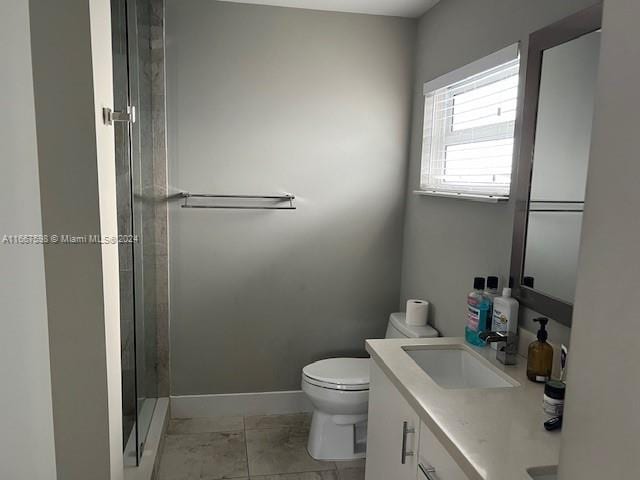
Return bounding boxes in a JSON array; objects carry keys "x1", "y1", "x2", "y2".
[{"x1": 406, "y1": 299, "x2": 429, "y2": 326}]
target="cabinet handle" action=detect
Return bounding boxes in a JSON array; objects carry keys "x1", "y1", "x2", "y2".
[
  {"x1": 418, "y1": 462, "x2": 439, "y2": 480},
  {"x1": 401, "y1": 421, "x2": 415, "y2": 464}
]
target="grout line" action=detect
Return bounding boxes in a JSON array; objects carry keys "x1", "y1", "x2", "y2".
[
  {"x1": 164, "y1": 414, "x2": 352, "y2": 479},
  {"x1": 243, "y1": 415, "x2": 251, "y2": 479},
  {"x1": 164, "y1": 429, "x2": 244, "y2": 436},
  {"x1": 248, "y1": 468, "x2": 339, "y2": 477}
]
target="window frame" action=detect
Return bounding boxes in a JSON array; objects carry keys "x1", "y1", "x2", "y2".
[{"x1": 418, "y1": 44, "x2": 521, "y2": 201}]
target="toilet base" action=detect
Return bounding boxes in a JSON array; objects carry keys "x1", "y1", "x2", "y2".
[{"x1": 307, "y1": 410, "x2": 367, "y2": 461}]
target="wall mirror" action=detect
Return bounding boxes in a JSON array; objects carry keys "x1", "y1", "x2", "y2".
[{"x1": 510, "y1": 3, "x2": 602, "y2": 327}]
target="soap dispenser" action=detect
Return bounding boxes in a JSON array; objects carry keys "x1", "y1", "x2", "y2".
[{"x1": 527, "y1": 317, "x2": 554, "y2": 383}]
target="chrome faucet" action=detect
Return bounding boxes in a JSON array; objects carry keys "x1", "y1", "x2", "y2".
[{"x1": 479, "y1": 331, "x2": 518, "y2": 365}]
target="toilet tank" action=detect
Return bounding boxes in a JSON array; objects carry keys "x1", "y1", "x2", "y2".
[{"x1": 385, "y1": 312, "x2": 438, "y2": 339}]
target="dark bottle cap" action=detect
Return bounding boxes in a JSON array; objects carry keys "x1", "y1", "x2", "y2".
[
  {"x1": 534, "y1": 317, "x2": 549, "y2": 342},
  {"x1": 545, "y1": 380, "x2": 566, "y2": 400},
  {"x1": 473, "y1": 277, "x2": 485, "y2": 290},
  {"x1": 544, "y1": 415, "x2": 563, "y2": 431},
  {"x1": 487, "y1": 276, "x2": 499, "y2": 290}
]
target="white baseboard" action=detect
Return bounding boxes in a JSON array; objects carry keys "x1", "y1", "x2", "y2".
[{"x1": 170, "y1": 390, "x2": 313, "y2": 418}]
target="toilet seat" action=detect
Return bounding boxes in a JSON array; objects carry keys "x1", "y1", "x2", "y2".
[
  {"x1": 303, "y1": 376, "x2": 369, "y2": 391},
  {"x1": 302, "y1": 358, "x2": 369, "y2": 391}
]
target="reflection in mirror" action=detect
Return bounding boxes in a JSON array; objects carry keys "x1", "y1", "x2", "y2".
[{"x1": 523, "y1": 30, "x2": 601, "y2": 303}]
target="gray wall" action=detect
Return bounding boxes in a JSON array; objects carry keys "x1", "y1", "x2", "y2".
[
  {"x1": 166, "y1": 1, "x2": 416, "y2": 394},
  {"x1": 400, "y1": 0, "x2": 597, "y2": 340},
  {"x1": 559, "y1": 1, "x2": 640, "y2": 477},
  {"x1": 0, "y1": 1, "x2": 57, "y2": 478}
]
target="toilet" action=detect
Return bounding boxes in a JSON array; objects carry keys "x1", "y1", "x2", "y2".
[{"x1": 301, "y1": 312, "x2": 438, "y2": 460}]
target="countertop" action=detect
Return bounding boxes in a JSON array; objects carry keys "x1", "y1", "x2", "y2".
[{"x1": 366, "y1": 337, "x2": 560, "y2": 480}]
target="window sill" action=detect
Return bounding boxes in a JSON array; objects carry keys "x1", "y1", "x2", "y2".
[{"x1": 413, "y1": 190, "x2": 509, "y2": 204}]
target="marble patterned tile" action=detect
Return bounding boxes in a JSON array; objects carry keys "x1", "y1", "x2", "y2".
[
  {"x1": 168, "y1": 416, "x2": 244, "y2": 434},
  {"x1": 246, "y1": 427, "x2": 335, "y2": 476},
  {"x1": 252, "y1": 472, "x2": 338, "y2": 480},
  {"x1": 155, "y1": 253, "x2": 168, "y2": 297},
  {"x1": 158, "y1": 432, "x2": 247, "y2": 480},
  {"x1": 150, "y1": 115, "x2": 166, "y2": 176},
  {"x1": 156, "y1": 300, "x2": 170, "y2": 396},
  {"x1": 154, "y1": 215, "x2": 168, "y2": 255},
  {"x1": 147, "y1": 0, "x2": 169, "y2": 402},
  {"x1": 336, "y1": 467, "x2": 365, "y2": 480},
  {"x1": 245, "y1": 413, "x2": 312, "y2": 431},
  {"x1": 150, "y1": 0, "x2": 163, "y2": 27},
  {"x1": 334, "y1": 459, "x2": 365, "y2": 471},
  {"x1": 157, "y1": 435, "x2": 202, "y2": 480}
]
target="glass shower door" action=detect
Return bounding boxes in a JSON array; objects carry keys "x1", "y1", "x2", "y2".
[
  {"x1": 112, "y1": 0, "x2": 158, "y2": 466},
  {"x1": 129, "y1": 0, "x2": 159, "y2": 461}
]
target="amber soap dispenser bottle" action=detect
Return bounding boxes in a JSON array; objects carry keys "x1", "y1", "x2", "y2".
[{"x1": 527, "y1": 317, "x2": 554, "y2": 383}]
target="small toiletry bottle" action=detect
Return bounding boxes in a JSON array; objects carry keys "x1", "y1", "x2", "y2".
[
  {"x1": 492, "y1": 287, "x2": 519, "y2": 334},
  {"x1": 485, "y1": 276, "x2": 500, "y2": 300},
  {"x1": 485, "y1": 276, "x2": 500, "y2": 348},
  {"x1": 465, "y1": 277, "x2": 491, "y2": 347},
  {"x1": 527, "y1": 317, "x2": 554, "y2": 383},
  {"x1": 543, "y1": 380, "x2": 566, "y2": 416}
]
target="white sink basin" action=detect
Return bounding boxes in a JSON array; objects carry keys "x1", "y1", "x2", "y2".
[{"x1": 403, "y1": 346, "x2": 518, "y2": 389}]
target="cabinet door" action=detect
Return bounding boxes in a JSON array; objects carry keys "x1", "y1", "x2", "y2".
[
  {"x1": 365, "y1": 361, "x2": 419, "y2": 480},
  {"x1": 418, "y1": 421, "x2": 470, "y2": 480}
]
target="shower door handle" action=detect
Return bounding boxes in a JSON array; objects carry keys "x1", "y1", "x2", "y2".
[{"x1": 103, "y1": 106, "x2": 136, "y2": 125}]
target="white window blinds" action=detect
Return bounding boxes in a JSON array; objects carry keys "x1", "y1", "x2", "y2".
[{"x1": 420, "y1": 44, "x2": 520, "y2": 198}]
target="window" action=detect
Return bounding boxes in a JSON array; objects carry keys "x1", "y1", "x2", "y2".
[{"x1": 420, "y1": 45, "x2": 520, "y2": 199}]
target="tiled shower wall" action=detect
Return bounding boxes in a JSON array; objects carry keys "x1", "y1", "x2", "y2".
[
  {"x1": 151, "y1": 0, "x2": 170, "y2": 397},
  {"x1": 117, "y1": 0, "x2": 169, "y2": 409}
]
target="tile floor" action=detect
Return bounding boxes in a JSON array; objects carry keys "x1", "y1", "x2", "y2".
[{"x1": 157, "y1": 413, "x2": 365, "y2": 480}]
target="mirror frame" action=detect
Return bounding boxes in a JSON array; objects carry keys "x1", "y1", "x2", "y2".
[{"x1": 509, "y1": 3, "x2": 603, "y2": 327}]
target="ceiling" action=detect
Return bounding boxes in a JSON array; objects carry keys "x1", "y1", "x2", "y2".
[{"x1": 218, "y1": 0, "x2": 441, "y2": 18}]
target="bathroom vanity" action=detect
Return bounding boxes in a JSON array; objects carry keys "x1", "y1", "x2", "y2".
[
  {"x1": 364, "y1": 7, "x2": 604, "y2": 477},
  {"x1": 365, "y1": 338, "x2": 560, "y2": 480}
]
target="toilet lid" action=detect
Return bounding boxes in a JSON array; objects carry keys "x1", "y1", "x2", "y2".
[{"x1": 303, "y1": 358, "x2": 369, "y2": 388}]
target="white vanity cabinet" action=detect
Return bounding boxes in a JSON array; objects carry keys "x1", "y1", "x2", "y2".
[
  {"x1": 417, "y1": 420, "x2": 469, "y2": 480},
  {"x1": 365, "y1": 361, "x2": 471, "y2": 480},
  {"x1": 365, "y1": 361, "x2": 420, "y2": 480}
]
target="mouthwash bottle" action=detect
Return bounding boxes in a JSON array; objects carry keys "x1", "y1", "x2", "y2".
[{"x1": 465, "y1": 277, "x2": 491, "y2": 347}]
